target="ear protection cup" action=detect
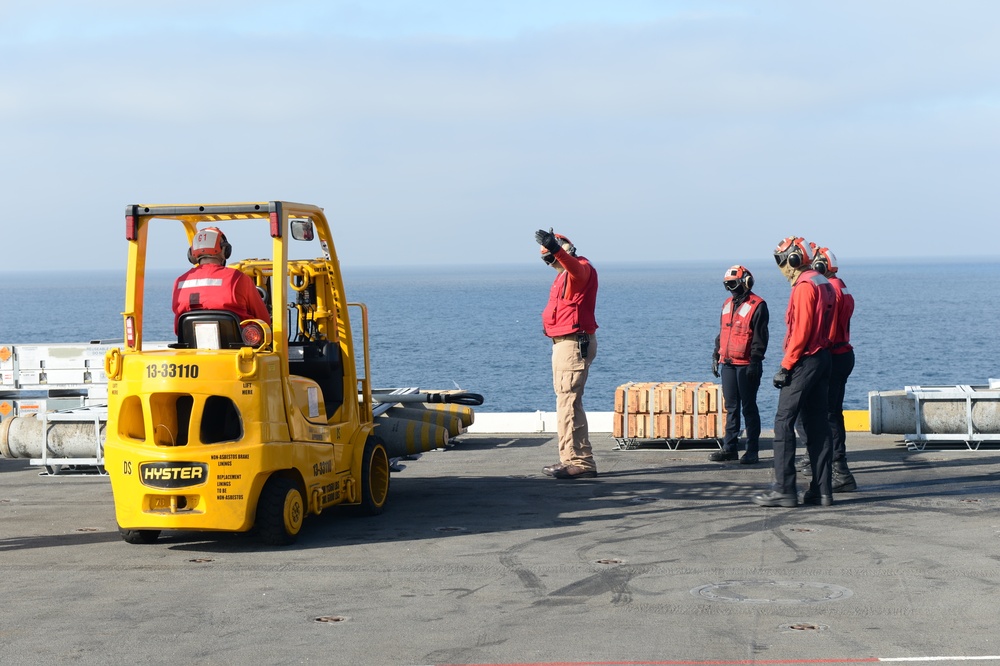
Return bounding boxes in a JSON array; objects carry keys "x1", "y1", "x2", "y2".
[{"x1": 187, "y1": 247, "x2": 197, "y2": 265}]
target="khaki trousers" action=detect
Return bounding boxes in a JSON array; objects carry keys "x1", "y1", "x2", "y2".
[{"x1": 551, "y1": 333, "x2": 597, "y2": 470}]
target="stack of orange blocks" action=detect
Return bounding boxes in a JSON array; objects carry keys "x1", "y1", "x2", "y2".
[{"x1": 612, "y1": 381, "x2": 723, "y2": 440}]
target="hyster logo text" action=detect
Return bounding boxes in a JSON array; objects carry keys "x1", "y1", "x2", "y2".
[{"x1": 140, "y1": 462, "x2": 209, "y2": 489}]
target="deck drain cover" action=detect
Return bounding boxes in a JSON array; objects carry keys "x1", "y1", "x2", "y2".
[
  {"x1": 75, "y1": 527, "x2": 99, "y2": 532},
  {"x1": 435, "y1": 526, "x2": 465, "y2": 532},
  {"x1": 691, "y1": 580, "x2": 853, "y2": 604},
  {"x1": 594, "y1": 558, "x2": 625, "y2": 565},
  {"x1": 188, "y1": 558, "x2": 214, "y2": 563},
  {"x1": 629, "y1": 496, "x2": 658, "y2": 504}
]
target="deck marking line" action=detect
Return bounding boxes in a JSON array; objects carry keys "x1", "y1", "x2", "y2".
[
  {"x1": 879, "y1": 658, "x2": 1000, "y2": 662},
  {"x1": 435, "y1": 658, "x2": 881, "y2": 665},
  {"x1": 434, "y1": 656, "x2": 1000, "y2": 666}
]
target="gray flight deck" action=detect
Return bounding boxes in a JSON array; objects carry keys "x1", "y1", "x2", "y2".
[{"x1": 2, "y1": 431, "x2": 999, "y2": 665}]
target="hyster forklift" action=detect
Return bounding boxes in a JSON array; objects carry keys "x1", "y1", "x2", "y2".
[{"x1": 104, "y1": 202, "x2": 389, "y2": 545}]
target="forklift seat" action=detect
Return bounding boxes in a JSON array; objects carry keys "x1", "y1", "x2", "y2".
[{"x1": 176, "y1": 310, "x2": 244, "y2": 349}]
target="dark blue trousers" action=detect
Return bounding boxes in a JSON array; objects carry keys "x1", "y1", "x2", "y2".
[
  {"x1": 720, "y1": 363, "x2": 761, "y2": 455},
  {"x1": 828, "y1": 349, "x2": 855, "y2": 463},
  {"x1": 772, "y1": 350, "x2": 833, "y2": 495}
]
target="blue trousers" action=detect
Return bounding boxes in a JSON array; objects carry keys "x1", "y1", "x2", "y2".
[
  {"x1": 772, "y1": 350, "x2": 833, "y2": 495},
  {"x1": 828, "y1": 349, "x2": 855, "y2": 463},
  {"x1": 720, "y1": 363, "x2": 761, "y2": 455}
]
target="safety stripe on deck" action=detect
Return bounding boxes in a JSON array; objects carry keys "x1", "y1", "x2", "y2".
[{"x1": 430, "y1": 656, "x2": 1000, "y2": 666}]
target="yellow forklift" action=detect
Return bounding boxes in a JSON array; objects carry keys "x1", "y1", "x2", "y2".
[{"x1": 103, "y1": 201, "x2": 389, "y2": 545}]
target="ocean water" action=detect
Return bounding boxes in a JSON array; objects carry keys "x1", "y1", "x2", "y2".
[{"x1": 2, "y1": 259, "x2": 998, "y2": 429}]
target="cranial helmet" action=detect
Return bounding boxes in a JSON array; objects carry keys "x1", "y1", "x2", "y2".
[
  {"x1": 188, "y1": 226, "x2": 232, "y2": 264},
  {"x1": 811, "y1": 246, "x2": 838, "y2": 277},
  {"x1": 539, "y1": 232, "x2": 577, "y2": 264},
  {"x1": 773, "y1": 236, "x2": 811, "y2": 269},
  {"x1": 723, "y1": 264, "x2": 754, "y2": 294}
]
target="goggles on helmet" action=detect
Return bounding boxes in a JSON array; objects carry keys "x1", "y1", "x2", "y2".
[
  {"x1": 723, "y1": 264, "x2": 752, "y2": 292},
  {"x1": 773, "y1": 236, "x2": 809, "y2": 268}
]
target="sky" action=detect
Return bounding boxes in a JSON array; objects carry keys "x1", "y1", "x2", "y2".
[{"x1": 2, "y1": 0, "x2": 999, "y2": 272}]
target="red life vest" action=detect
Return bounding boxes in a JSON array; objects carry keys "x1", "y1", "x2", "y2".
[
  {"x1": 542, "y1": 257, "x2": 599, "y2": 337},
  {"x1": 829, "y1": 275, "x2": 854, "y2": 353},
  {"x1": 718, "y1": 293, "x2": 763, "y2": 365}
]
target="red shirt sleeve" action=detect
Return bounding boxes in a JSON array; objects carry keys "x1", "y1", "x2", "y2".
[
  {"x1": 234, "y1": 272, "x2": 272, "y2": 325},
  {"x1": 781, "y1": 279, "x2": 817, "y2": 370},
  {"x1": 554, "y1": 250, "x2": 593, "y2": 298}
]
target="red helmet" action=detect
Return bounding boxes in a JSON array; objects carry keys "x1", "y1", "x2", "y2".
[
  {"x1": 723, "y1": 264, "x2": 754, "y2": 293},
  {"x1": 540, "y1": 233, "x2": 576, "y2": 264},
  {"x1": 773, "y1": 236, "x2": 810, "y2": 269},
  {"x1": 811, "y1": 246, "x2": 838, "y2": 276},
  {"x1": 188, "y1": 226, "x2": 232, "y2": 264}
]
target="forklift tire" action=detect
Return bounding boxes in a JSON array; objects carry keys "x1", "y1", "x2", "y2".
[
  {"x1": 119, "y1": 528, "x2": 161, "y2": 544},
  {"x1": 256, "y1": 477, "x2": 304, "y2": 546},
  {"x1": 360, "y1": 437, "x2": 390, "y2": 516}
]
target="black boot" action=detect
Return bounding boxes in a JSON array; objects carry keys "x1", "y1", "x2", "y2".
[{"x1": 832, "y1": 459, "x2": 857, "y2": 492}]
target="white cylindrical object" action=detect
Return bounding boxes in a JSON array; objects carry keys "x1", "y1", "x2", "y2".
[
  {"x1": 0, "y1": 416, "x2": 106, "y2": 459},
  {"x1": 868, "y1": 389, "x2": 1000, "y2": 435}
]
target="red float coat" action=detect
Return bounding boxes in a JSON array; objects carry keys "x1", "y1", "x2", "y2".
[
  {"x1": 828, "y1": 275, "x2": 854, "y2": 355},
  {"x1": 172, "y1": 264, "x2": 271, "y2": 334},
  {"x1": 542, "y1": 250, "x2": 599, "y2": 338},
  {"x1": 716, "y1": 292, "x2": 766, "y2": 365},
  {"x1": 779, "y1": 269, "x2": 835, "y2": 371}
]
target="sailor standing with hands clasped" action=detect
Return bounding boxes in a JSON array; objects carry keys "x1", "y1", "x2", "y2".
[
  {"x1": 534, "y1": 228, "x2": 599, "y2": 480},
  {"x1": 710, "y1": 265, "x2": 769, "y2": 465}
]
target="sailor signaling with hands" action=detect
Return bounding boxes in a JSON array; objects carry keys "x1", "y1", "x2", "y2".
[{"x1": 535, "y1": 228, "x2": 599, "y2": 480}]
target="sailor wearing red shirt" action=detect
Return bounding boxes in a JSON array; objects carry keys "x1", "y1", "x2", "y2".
[
  {"x1": 172, "y1": 226, "x2": 271, "y2": 334},
  {"x1": 753, "y1": 236, "x2": 836, "y2": 508},
  {"x1": 811, "y1": 246, "x2": 857, "y2": 492},
  {"x1": 535, "y1": 228, "x2": 599, "y2": 480},
  {"x1": 710, "y1": 265, "x2": 769, "y2": 464}
]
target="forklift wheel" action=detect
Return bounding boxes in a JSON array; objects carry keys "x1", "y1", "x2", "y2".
[
  {"x1": 119, "y1": 528, "x2": 161, "y2": 544},
  {"x1": 360, "y1": 437, "x2": 390, "y2": 516},
  {"x1": 256, "y1": 477, "x2": 304, "y2": 545}
]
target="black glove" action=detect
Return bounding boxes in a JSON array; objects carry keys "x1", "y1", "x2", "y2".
[
  {"x1": 747, "y1": 360, "x2": 762, "y2": 383},
  {"x1": 711, "y1": 356, "x2": 720, "y2": 378},
  {"x1": 773, "y1": 367, "x2": 791, "y2": 389},
  {"x1": 534, "y1": 228, "x2": 562, "y2": 255}
]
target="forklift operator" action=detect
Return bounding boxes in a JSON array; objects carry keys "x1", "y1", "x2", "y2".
[{"x1": 171, "y1": 226, "x2": 271, "y2": 334}]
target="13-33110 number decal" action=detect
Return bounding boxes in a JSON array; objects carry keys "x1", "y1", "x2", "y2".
[{"x1": 146, "y1": 363, "x2": 200, "y2": 379}]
